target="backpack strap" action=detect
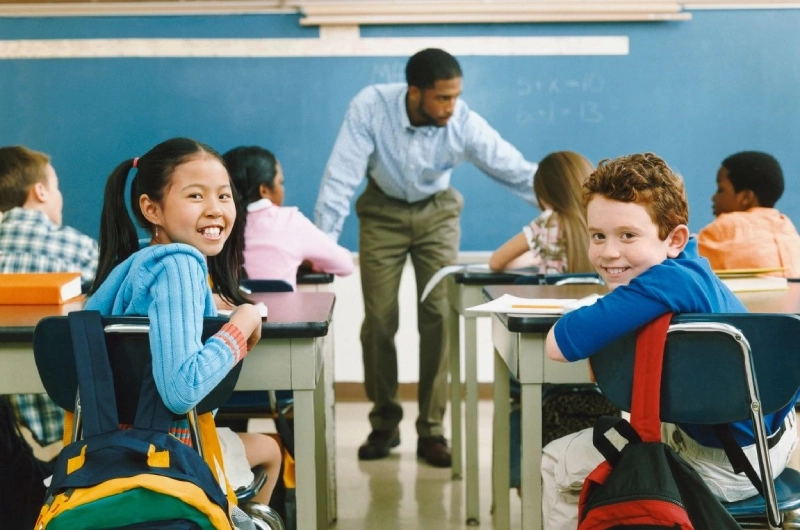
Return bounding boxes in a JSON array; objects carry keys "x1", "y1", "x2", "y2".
[
  {"x1": 592, "y1": 415, "x2": 641, "y2": 465},
  {"x1": 68, "y1": 311, "x2": 119, "y2": 436},
  {"x1": 68, "y1": 311, "x2": 174, "y2": 436},
  {"x1": 713, "y1": 423, "x2": 766, "y2": 497},
  {"x1": 131, "y1": 357, "x2": 174, "y2": 433},
  {"x1": 630, "y1": 312, "x2": 673, "y2": 443}
]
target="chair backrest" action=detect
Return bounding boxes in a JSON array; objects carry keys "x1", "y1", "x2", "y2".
[
  {"x1": 240, "y1": 279, "x2": 293, "y2": 293},
  {"x1": 590, "y1": 313, "x2": 800, "y2": 425},
  {"x1": 544, "y1": 272, "x2": 604, "y2": 286},
  {"x1": 513, "y1": 272, "x2": 604, "y2": 286},
  {"x1": 33, "y1": 315, "x2": 241, "y2": 423},
  {"x1": 591, "y1": 313, "x2": 800, "y2": 528}
]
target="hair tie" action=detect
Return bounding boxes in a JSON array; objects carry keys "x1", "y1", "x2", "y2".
[{"x1": 132, "y1": 157, "x2": 139, "y2": 168}]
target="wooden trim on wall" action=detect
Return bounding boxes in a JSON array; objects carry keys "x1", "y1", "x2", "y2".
[{"x1": 0, "y1": 0, "x2": 290, "y2": 16}]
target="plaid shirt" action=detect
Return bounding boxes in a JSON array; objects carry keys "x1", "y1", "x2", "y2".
[
  {"x1": 1, "y1": 207, "x2": 99, "y2": 445},
  {"x1": 0, "y1": 207, "x2": 98, "y2": 286}
]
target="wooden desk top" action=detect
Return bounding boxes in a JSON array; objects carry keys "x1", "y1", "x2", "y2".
[
  {"x1": 0, "y1": 291, "x2": 335, "y2": 341},
  {"x1": 483, "y1": 283, "x2": 800, "y2": 334},
  {"x1": 483, "y1": 284, "x2": 608, "y2": 333}
]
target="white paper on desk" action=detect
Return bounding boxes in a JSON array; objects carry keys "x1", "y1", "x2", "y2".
[
  {"x1": 466, "y1": 293, "x2": 602, "y2": 315},
  {"x1": 218, "y1": 302, "x2": 268, "y2": 319},
  {"x1": 419, "y1": 263, "x2": 492, "y2": 302}
]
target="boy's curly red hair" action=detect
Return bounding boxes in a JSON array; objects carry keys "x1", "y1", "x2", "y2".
[{"x1": 582, "y1": 152, "x2": 688, "y2": 240}]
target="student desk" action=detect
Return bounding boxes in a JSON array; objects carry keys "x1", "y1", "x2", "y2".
[
  {"x1": 483, "y1": 282, "x2": 800, "y2": 530},
  {"x1": 0, "y1": 291, "x2": 336, "y2": 530},
  {"x1": 445, "y1": 269, "x2": 526, "y2": 525}
]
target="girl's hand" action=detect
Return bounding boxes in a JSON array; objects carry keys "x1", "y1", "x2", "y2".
[{"x1": 228, "y1": 303, "x2": 262, "y2": 351}]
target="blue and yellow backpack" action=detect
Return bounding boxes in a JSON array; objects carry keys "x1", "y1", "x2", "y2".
[{"x1": 34, "y1": 311, "x2": 238, "y2": 530}]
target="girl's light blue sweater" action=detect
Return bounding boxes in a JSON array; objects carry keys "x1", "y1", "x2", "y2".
[{"x1": 85, "y1": 243, "x2": 237, "y2": 414}]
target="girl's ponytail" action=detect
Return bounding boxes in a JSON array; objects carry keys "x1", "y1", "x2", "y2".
[{"x1": 92, "y1": 159, "x2": 139, "y2": 291}]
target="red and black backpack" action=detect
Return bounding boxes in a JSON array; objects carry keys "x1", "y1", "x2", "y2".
[{"x1": 577, "y1": 313, "x2": 741, "y2": 530}]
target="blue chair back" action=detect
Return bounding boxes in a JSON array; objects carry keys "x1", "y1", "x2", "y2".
[
  {"x1": 240, "y1": 279, "x2": 293, "y2": 293},
  {"x1": 591, "y1": 313, "x2": 800, "y2": 424},
  {"x1": 590, "y1": 313, "x2": 800, "y2": 527},
  {"x1": 33, "y1": 315, "x2": 240, "y2": 422}
]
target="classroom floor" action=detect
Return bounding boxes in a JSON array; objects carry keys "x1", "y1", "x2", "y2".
[
  {"x1": 330, "y1": 400, "x2": 519, "y2": 530},
  {"x1": 252, "y1": 399, "x2": 519, "y2": 529}
]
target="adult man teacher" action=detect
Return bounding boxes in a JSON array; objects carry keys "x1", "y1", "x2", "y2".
[{"x1": 314, "y1": 48, "x2": 537, "y2": 467}]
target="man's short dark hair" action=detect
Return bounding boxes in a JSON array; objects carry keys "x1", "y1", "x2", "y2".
[
  {"x1": 405, "y1": 48, "x2": 462, "y2": 89},
  {"x1": 722, "y1": 151, "x2": 784, "y2": 207}
]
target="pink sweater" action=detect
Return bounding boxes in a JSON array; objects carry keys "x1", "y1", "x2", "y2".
[{"x1": 243, "y1": 199, "x2": 354, "y2": 289}]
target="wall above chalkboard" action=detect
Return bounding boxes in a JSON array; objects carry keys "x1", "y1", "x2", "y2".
[{"x1": 3, "y1": 0, "x2": 795, "y2": 20}]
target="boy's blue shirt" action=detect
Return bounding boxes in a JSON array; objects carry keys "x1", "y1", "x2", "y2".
[
  {"x1": 554, "y1": 237, "x2": 795, "y2": 446},
  {"x1": 555, "y1": 238, "x2": 745, "y2": 363}
]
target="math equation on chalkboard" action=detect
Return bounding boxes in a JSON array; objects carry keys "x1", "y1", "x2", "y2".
[{"x1": 516, "y1": 72, "x2": 605, "y2": 125}]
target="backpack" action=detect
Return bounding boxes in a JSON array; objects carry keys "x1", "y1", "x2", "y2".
[
  {"x1": 35, "y1": 311, "x2": 237, "y2": 530},
  {"x1": 577, "y1": 313, "x2": 742, "y2": 530},
  {"x1": 0, "y1": 396, "x2": 53, "y2": 530}
]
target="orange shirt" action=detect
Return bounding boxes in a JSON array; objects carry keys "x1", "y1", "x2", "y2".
[{"x1": 697, "y1": 207, "x2": 800, "y2": 277}]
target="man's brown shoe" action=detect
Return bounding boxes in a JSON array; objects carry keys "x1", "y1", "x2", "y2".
[
  {"x1": 358, "y1": 428, "x2": 400, "y2": 460},
  {"x1": 417, "y1": 436, "x2": 452, "y2": 467}
]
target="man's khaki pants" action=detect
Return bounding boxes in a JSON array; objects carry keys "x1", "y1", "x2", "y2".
[{"x1": 355, "y1": 181, "x2": 463, "y2": 437}]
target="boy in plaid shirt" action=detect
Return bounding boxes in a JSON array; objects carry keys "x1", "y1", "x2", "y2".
[{"x1": 0, "y1": 145, "x2": 98, "y2": 446}]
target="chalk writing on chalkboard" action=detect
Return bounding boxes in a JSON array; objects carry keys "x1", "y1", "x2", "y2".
[{"x1": 516, "y1": 72, "x2": 605, "y2": 125}]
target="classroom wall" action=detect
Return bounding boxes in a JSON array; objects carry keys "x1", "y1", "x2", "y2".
[
  {"x1": 3, "y1": 8, "x2": 799, "y2": 383},
  {"x1": 2, "y1": 8, "x2": 799, "y2": 254}
]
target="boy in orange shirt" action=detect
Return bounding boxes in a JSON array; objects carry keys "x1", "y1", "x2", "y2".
[{"x1": 697, "y1": 151, "x2": 800, "y2": 277}]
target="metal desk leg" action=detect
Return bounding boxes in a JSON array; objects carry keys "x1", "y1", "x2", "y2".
[
  {"x1": 315, "y1": 356, "x2": 332, "y2": 529},
  {"x1": 464, "y1": 314, "x2": 480, "y2": 525},
  {"x1": 324, "y1": 325, "x2": 337, "y2": 525},
  {"x1": 492, "y1": 349, "x2": 511, "y2": 530},
  {"x1": 449, "y1": 303, "x2": 463, "y2": 482},
  {"x1": 521, "y1": 381, "x2": 543, "y2": 530},
  {"x1": 293, "y1": 389, "x2": 320, "y2": 530}
]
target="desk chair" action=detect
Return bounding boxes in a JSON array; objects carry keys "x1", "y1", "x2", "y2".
[
  {"x1": 32, "y1": 313, "x2": 283, "y2": 530},
  {"x1": 591, "y1": 313, "x2": 800, "y2": 529},
  {"x1": 240, "y1": 279, "x2": 293, "y2": 293}
]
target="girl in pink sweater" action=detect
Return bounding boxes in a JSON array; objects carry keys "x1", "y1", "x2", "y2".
[{"x1": 224, "y1": 146, "x2": 353, "y2": 290}]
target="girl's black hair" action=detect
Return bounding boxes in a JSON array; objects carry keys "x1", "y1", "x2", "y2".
[
  {"x1": 223, "y1": 145, "x2": 279, "y2": 206},
  {"x1": 92, "y1": 137, "x2": 250, "y2": 307}
]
